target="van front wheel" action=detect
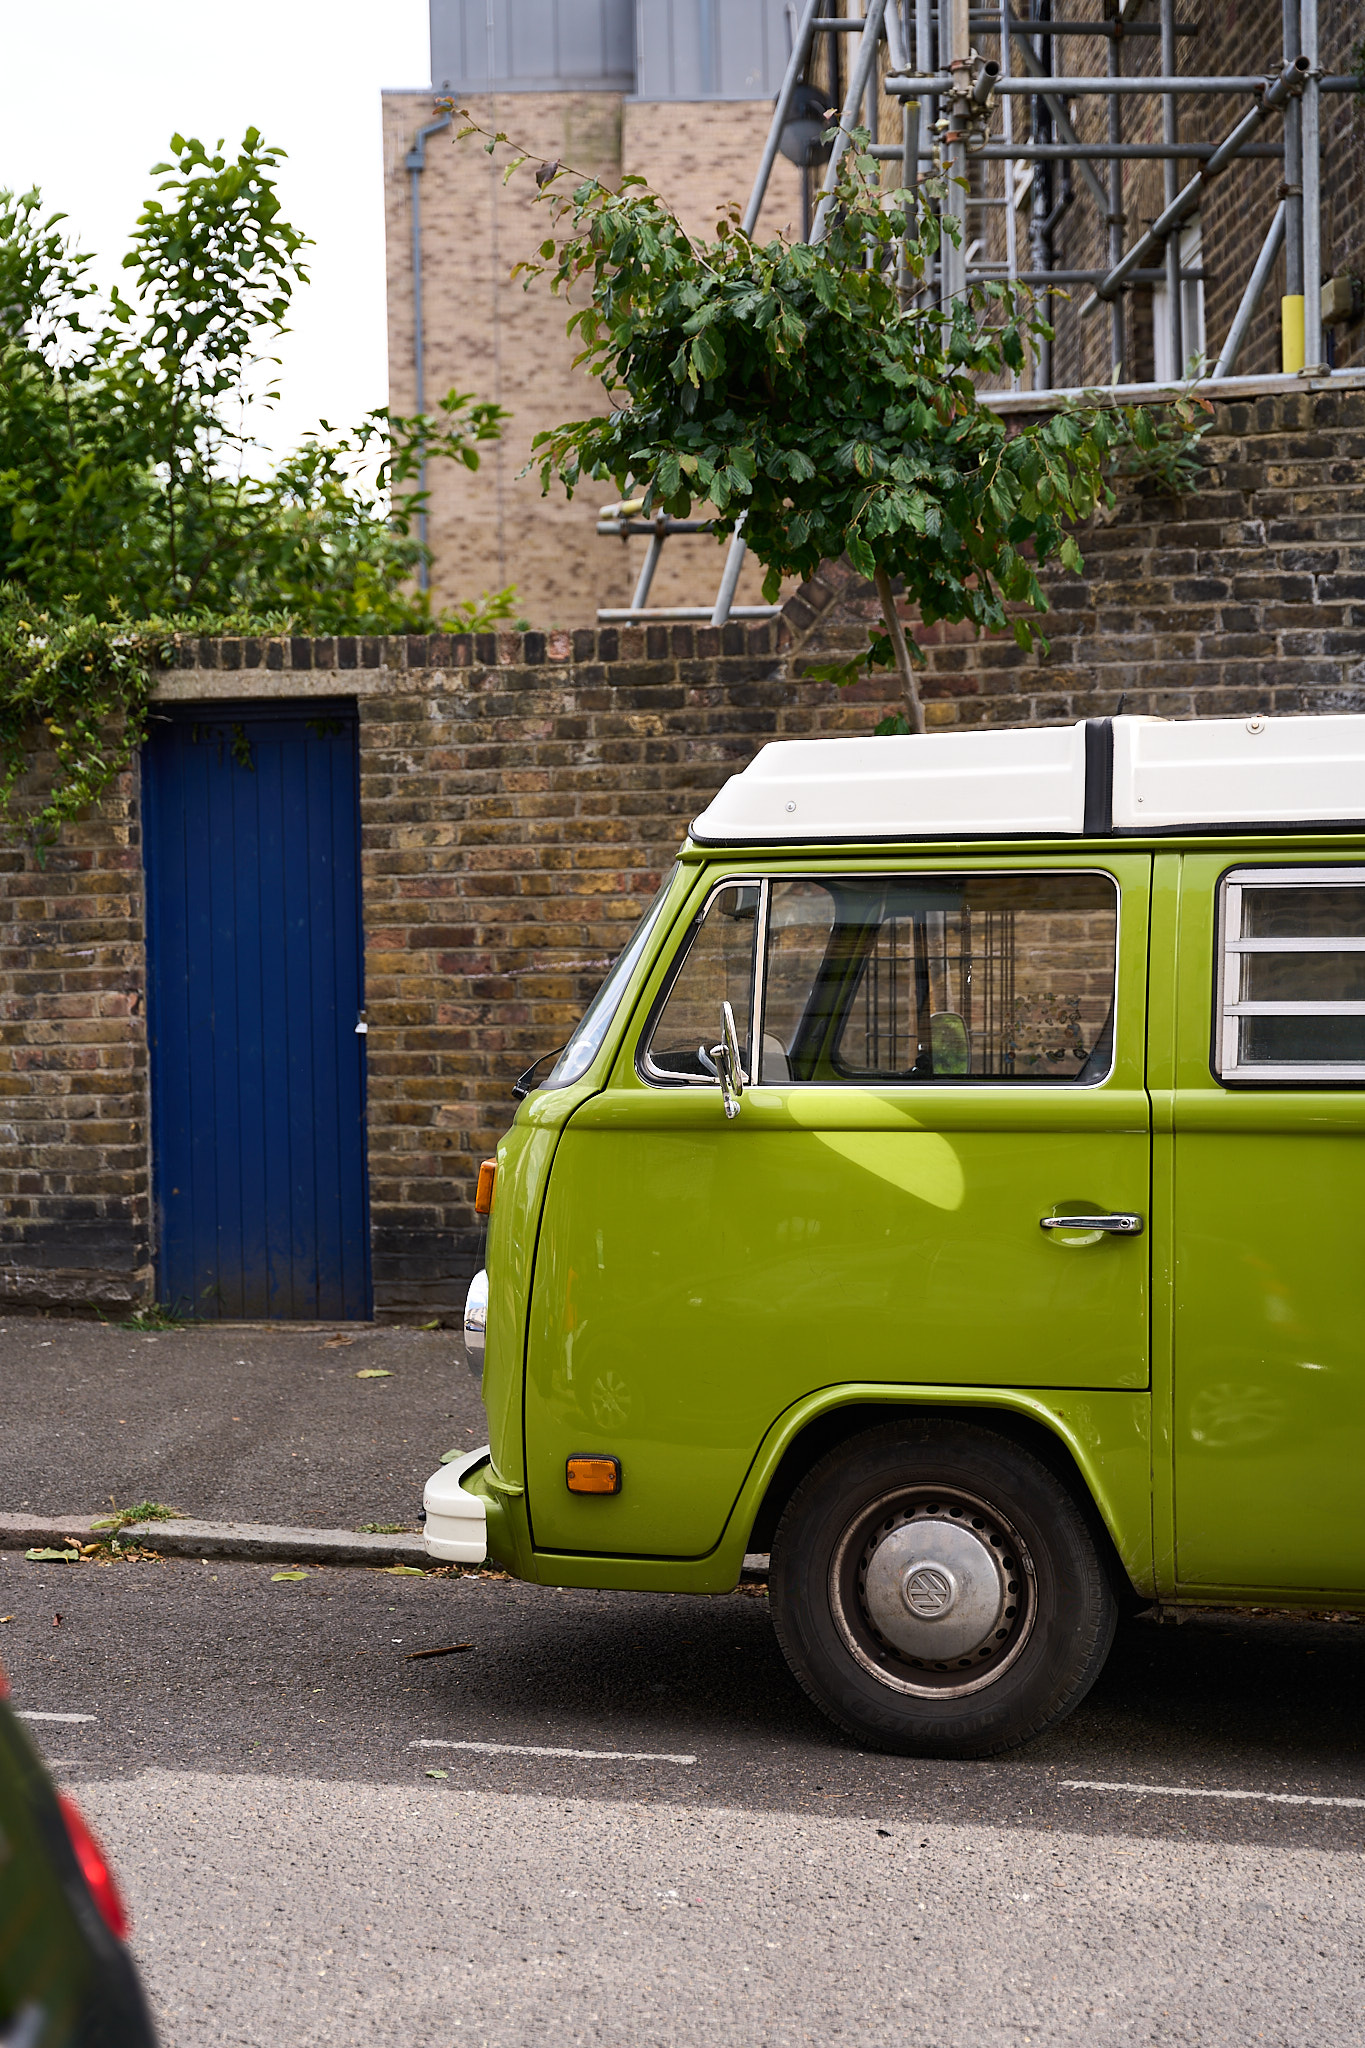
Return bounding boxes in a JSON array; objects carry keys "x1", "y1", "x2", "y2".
[{"x1": 769, "y1": 1420, "x2": 1117, "y2": 1758}]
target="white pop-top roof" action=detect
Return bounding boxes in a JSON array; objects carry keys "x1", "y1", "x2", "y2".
[{"x1": 688, "y1": 714, "x2": 1365, "y2": 844}]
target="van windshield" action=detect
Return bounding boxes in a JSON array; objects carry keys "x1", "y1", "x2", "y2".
[{"x1": 541, "y1": 867, "x2": 680, "y2": 1091}]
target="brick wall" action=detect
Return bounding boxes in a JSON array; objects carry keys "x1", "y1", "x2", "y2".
[
  {"x1": 2, "y1": 379, "x2": 1362, "y2": 1317},
  {"x1": 0, "y1": 754, "x2": 149, "y2": 1312},
  {"x1": 385, "y1": 25, "x2": 1365, "y2": 627},
  {"x1": 804, "y1": 380, "x2": 1365, "y2": 726}
]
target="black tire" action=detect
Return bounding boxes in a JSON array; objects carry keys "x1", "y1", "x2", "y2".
[{"x1": 769, "y1": 1418, "x2": 1117, "y2": 1759}]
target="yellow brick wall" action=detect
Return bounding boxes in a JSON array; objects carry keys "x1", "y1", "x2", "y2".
[{"x1": 383, "y1": 90, "x2": 803, "y2": 630}]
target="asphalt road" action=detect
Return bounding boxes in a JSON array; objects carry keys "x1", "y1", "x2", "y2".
[
  {"x1": 0, "y1": 1319, "x2": 485, "y2": 1528},
  {"x1": 4, "y1": 1550, "x2": 1365, "y2": 2045}
]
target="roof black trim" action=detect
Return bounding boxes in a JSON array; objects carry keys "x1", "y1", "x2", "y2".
[{"x1": 1083, "y1": 719, "x2": 1114, "y2": 836}]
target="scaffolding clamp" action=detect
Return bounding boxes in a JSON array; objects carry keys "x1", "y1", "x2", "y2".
[{"x1": 945, "y1": 51, "x2": 998, "y2": 152}]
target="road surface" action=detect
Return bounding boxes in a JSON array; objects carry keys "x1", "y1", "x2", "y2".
[{"x1": 4, "y1": 1550, "x2": 1364, "y2": 2045}]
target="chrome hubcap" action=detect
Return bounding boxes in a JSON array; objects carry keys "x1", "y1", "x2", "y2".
[
  {"x1": 830, "y1": 1487, "x2": 1036, "y2": 1699},
  {"x1": 864, "y1": 1517, "x2": 1010, "y2": 1663}
]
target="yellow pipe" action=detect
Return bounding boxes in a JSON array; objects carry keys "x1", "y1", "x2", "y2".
[{"x1": 1281, "y1": 294, "x2": 1305, "y2": 374}]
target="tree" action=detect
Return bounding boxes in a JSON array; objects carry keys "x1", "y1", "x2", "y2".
[
  {"x1": 474, "y1": 117, "x2": 1206, "y2": 733},
  {"x1": 0, "y1": 133, "x2": 515, "y2": 633},
  {"x1": 0, "y1": 131, "x2": 517, "y2": 843}
]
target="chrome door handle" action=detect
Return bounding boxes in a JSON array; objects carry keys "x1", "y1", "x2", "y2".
[{"x1": 1040, "y1": 1213, "x2": 1144, "y2": 1236}]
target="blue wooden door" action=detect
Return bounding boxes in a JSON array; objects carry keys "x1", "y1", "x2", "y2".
[{"x1": 143, "y1": 702, "x2": 371, "y2": 1319}]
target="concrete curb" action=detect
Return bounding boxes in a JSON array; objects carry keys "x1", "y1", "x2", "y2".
[
  {"x1": 0, "y1": 1513, "x2": 429, "y2": 1567},
  {"x1": 0, "y1": 1514, "x2": 772, "y2": 1582}
]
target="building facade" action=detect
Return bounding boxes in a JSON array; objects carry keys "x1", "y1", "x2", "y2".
[{"x1": 384, "y1": 1, "x2": 804, "y2": 632}]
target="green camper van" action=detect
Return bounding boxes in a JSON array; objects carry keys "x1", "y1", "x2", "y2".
[{"x1": 425, "y1": 712, "x2": 1365, "y2": 1757}]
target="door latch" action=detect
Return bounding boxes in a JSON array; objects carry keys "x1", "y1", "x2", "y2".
[{"x1": 1040, "y1": 1212, "x2": 1143, "y2": 1235}]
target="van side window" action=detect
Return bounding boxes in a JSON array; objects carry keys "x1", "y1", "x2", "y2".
[
  {"x1": 760, "y1": 872, "x2": 1118, "y2": 1085},
  {"x1": 641, "y1": 882, "x2": 758, "y2": 1082},
  {"x1": 1217, "y1": 867, "x2": 1365, "y2": 1082}
]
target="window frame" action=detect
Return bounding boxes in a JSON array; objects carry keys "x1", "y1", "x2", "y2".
[
  {"x1": 637, "y1": 865, "x2": 1123, "y2": 1092},
  {"x1": 1215, "y1": 864, "x2": 1365, "y2": 1085},
  {"x1": 635, "y1": 875, "x2": 766, "y2": 1089}
]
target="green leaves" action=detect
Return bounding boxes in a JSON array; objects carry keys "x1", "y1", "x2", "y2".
[
  {"x1": 0, "y1": 137, "x2": 520, "y2": 841},
  {"x1": 504, "y1": 118, "x2": 1206, "y2": 726},
  {"x1": 0, "y1": 137, "x2": 516, "y2": 633}
]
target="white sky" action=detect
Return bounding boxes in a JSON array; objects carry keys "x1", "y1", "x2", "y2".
[{"x1": 0, "y1": 0, "x2": 430, "y2": 459}]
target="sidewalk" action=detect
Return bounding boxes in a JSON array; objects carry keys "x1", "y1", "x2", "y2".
[{"x1": 1, "y1": 1316, "x2": 486, "y2": 1535}]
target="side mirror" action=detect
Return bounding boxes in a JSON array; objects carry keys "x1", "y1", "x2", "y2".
[{"x1": 707, "y1": 1000, "x2": 746, "y2": 1120}]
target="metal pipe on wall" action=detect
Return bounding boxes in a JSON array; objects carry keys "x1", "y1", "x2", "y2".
[
  {"x1": 1160, "y1": 0, "x2": 1182, "y2": 379},
  {"x1": 998, "y1": 0, "x2": 1019, "y2": 387},
  {"x1": 404, "y1": 107, "x2": 453, "y2": 593},
  {"x1": 1212, "y1": 201, "x2": 1287, "y2": 378},
  {"x1": 742, "y1": 0, "x2": 823, "y2": 236},
  {"x1": 1300, "y1": 0, "x2": 1323, "y2": 370},
  {"x1": 940, "y1": 0, "x2": 971, "y2": 311},
  {"x1": 1106, "y1": 13, "x2": 1124, "y2": 379},
  {"x1": 915, "y1": 0, "x2": 937, "y2": 300},
  {"x1": 1029, "y1": 3, "x2": 1054, "y2": 389},
  {"x1": 1281, "y1": 0, "x2": 1305, "y2": 371},
  {"x1": 811, "y1": 0, "x2": 890, "y2": 243}
]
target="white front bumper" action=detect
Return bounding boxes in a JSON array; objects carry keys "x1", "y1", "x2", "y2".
[{"x1": 423, "y1": 1445, "x2": 491, "y2": 1564}]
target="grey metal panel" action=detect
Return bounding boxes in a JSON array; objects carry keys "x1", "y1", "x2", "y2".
[
  {"x1": 430, "y1": 0, "x2": 635, "y2": 92},
  {"x1": 634, "y1": 0, "x2": 791, "y2": 99}
]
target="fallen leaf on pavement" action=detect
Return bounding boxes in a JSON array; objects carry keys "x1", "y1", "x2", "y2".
[
  {"x1": 271, "y1": 1569, "x2": 309, "y2": 1582},
  {"x1": 25, "y1": 1548, "x2": 78, "y2": 1562},
  {"x1": 0, "y1": 1616, "x2": 12, "y2": 1623},
  {"x1": 424, "y1": 1769, "x2": 449, "y2": 1779},
  {"x1": 355, "y1": 1368, "x2": 391, "y2": 1379},
  {"x1": 406, "y1": 1642, "x2": 473, "y2": 1661},
  {"x1": 323, "y1": 1334, "x2": 355, "y2": 1349},
  {"x1": 437, "y1": 1447, "x2": 463, "y2": 1464},
  {"x1": 51, "y1": 1614, "x2": 61, "y2": 1626},
  {"x1": 377, "y1": 1564, "x2": 426, "y2": 1576},
  {"x1": 419, "y1": 1319, "x2": 440, "y2": 1330}
]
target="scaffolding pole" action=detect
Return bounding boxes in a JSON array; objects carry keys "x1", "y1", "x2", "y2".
[
  {"x1": 1300, "y1": 0, "x2": 1323, "y2": 370},
  {"x1": 600, "y1": 2, "x2": 1355, "y2": 628}
]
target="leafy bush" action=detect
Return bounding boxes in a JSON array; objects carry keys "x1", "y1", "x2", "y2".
[
  {"x1": 0, "y1": 131, "x2": 518, "y2": 839},
  {"x1": 479, "y1": 116, "x2": 1209, "y2": 731}
]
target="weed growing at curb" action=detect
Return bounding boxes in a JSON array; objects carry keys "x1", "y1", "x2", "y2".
[
  {"x1": 90, "y1": 1500, "x2": 181, "y2": 1535},
  {"x1": 110, "y1": 1303, "x2": 187, "y2": 1331}
]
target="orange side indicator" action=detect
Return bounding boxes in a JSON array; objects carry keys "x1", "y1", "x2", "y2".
[
  {"x1": 474, "y1": 1158, "x2": 497, "y2": 1216},
  {"x1": 566, "y1": 1455, "x2": 621, "y2": 1496}
]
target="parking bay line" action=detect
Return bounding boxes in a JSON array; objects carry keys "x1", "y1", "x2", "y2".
[
  {"x1": 17, "y1": 1711, "x2": 97, "y2": 1724},
  {"x1": 1063, "y1": 1778, "x2": 1365, "y2": 1810},
  {"x1": 412, "y1": 1739, "x2": 697, "y2": 1765}
]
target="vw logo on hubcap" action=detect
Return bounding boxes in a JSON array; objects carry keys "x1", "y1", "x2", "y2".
[{"x1": 902, "y1": 1563, "x2": 957, "y2": 1618}]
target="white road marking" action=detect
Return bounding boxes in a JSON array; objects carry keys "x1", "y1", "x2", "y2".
[
  {"x1": 1062, "y1": 1778, "x2": 1365, "y2": 1810},
  {"x1": 17, "y1": 1711, "x2": 97, "y2": 1724},
  {"x1": 411, "y1": 1739, "x2": 697, "y2": 1765}
]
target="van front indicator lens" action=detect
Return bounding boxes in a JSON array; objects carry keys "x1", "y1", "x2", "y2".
[
  {"x1": 474, "y1": 1159, "x2": 497, "y2": 1216},
  {"x1": 566, "y1": 1455, "x2": 622, "y2": 1495}
]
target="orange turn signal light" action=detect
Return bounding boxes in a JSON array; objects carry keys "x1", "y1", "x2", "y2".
[
  {"x1": 566, "y1": 1455, "x2": 621, "y2": 1496},
  {"x1": 474, "y1": 1158, "x2": 497, "y2": 1216}
]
